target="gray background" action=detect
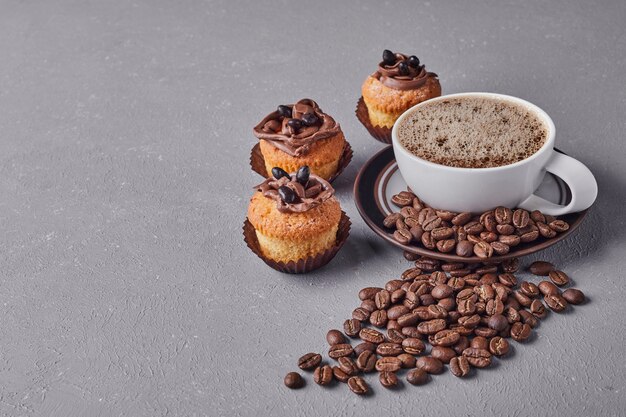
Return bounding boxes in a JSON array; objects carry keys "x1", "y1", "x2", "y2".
[{"x1": 0, "y1": 0, "x2": 625, "y2": 416}]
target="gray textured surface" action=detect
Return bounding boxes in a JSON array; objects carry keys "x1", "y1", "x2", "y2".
[{"x1": 0, "y1": 0, "x2": 625, "y2": 416}]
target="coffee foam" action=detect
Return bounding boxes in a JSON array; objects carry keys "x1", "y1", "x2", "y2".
[{"x1": 398, "y1": 97, "x2": 548, "y2": 168}]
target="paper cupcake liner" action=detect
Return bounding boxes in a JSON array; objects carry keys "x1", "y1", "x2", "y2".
[
  {"x1": 355, "y1": 96, "x2": 393, "y2": 144},
  {"x1": 249, "y1": 141, "x2": 353, "y2": 183},
  {"x1": 243, "y1": 211, "x2": 351, "y2": 274}
]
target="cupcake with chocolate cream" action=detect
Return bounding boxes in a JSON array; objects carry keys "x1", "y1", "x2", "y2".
[
  {"x1": 247, "y1": 166, "x2": 342, "y2": 264},
  {"x1": 361, "y1": 50, "x2": 441, "y2": 129},
  {"x1": 253, "y1": 99, "x2": 346, "y2": 180}
]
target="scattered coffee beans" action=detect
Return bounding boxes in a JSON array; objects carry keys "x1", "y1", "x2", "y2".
[{"x1": 348, "y1": 376, "x2": 369, "y2": 395}]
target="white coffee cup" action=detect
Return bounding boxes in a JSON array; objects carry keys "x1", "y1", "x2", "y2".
[{"x1": 391, "y1": 92, "x2": 597, "y2": 215}]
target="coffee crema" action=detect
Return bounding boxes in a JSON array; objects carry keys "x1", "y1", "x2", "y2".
[{"x1": 397, "y1": 97, "x2": 548, "y2": 168}]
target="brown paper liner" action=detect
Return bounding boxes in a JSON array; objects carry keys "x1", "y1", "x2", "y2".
[
  {"x1": 243, "y1": 211, "x2": 351, "y2": 274},
  {"x1": 249, "y1": 140, "x2": 353, "y2": 183},
  {"x1": 355, "y1": 96, "x2": 393, "y2": 144}
]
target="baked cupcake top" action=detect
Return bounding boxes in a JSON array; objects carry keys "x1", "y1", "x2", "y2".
[
  {"x1": 253, "y1": 99, "x2": 341, "y2": 157},
  {"x1": 372, "y1": 50, "x2": 438, "y2": 91},
  {"x1": 255, "y1": 166, "x2": 335, "y2": 213}
]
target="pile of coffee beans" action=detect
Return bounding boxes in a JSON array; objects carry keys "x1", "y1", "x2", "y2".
[
  {"x1": 284, "y1": 257, "x2": 586, "y2": 394},
  {"x1": 385, "y1": 190, "x2": 571, "y2": 258}
]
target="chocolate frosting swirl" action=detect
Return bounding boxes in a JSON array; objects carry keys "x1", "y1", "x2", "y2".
[
  {"x1": 255, "y1": 173, "x2": 335, "y2": 213},
  {"x1": 373, "y1": 53, "x2": 438, "y2": 91},
  {"x1": 253, "y1": 99, "x2": 341, "y2": 157}
]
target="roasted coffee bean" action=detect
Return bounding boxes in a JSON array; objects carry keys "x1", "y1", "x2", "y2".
[
  {"x1": 470, "y1": 336, "x2": 489, "y2": 350},
  {"x1": 415, "y1": 356, "x2": 444, "y2": 374},
  {"x1": 431, "y1": 284, "x2": 454, "y2": 299},
  {"x1": 387, "y1": 305, "x2": 410, "y2": 321},
  {"x1": 403, "y1": 250, "x2": 420, "y2": 261},
  {"x1": 329, "y1": 344, "x2": 354, "y2": 359},
  {"x1": 450, "y1": 356, "x2": 471, "y2": 377},
  {"x1": 332, "y1": 366, "x2": 350, "y2": 383},
  {"x1": 483, "y1": 214, "x2": 498, "y2": 233},
  {"x1": 276, "y1": 105, "x2": 293, "y2": 118},
  {"x1": 397, "y1": 311, "x2": 421, "y2": 327},
  {"x1": 356, "y1": 351, "x2": 377, "y2": 372},
  {"x1": 431, "y1": 329, "x2": 460, "y2": 346},
  {"x1": 544, "y1": 294, "x2": 568, "y2": 312},
  {"x1": 501, "y1": 257, "x2": 520, "y2": 273},
  {"x1": 464, "y1": 221, "x2": 484, "y2": 235},
  {"x1": 417, "y1": 319, "x2": 446, "y2": 335},
  {"x1": 505, "y1": 307, "x2": 521, "y2": 323},
  {"x1": 480, "y1": 231, "x2": 498, "y2": 243},
  {"x1": 474, "y1": 326, "x2": 498, "y2": 338},
  {"x1": 493, "y1": 284, "x2": 510, "y2": 301},
  {"x1": 402, "y1": 338, "x2": 426, "y2": 355},
  {"x1": 347, "y1": 376, "x2": 369, "y2": 395},
  {"x1": 511, "y1": 322, "x2": 532, "y2": 342},
  {"x1": 473, "y1": 241, "x2": 493, "y2": 258},
  {"x1": 352, "y1": 307, "x2": 370, "y2": 322},
  {"x1": 394, "y1": 229, "x2": 413, "y2": 244},
  {"x1": 530, "y1": 210, "x2": 546, "y2": 223},
  {"x1": 441, "y1": 262, "x2": 465, "y2": 272},
  {"x1": 338, "y1": 357, "x2": 358, "y2": 376},
  {"x1": 498, "y1": 234, "x2": 521, "y2": 246},
  {"x1": 487, "y1": 314, "x2": 509, "y2": 331},
  {"x1": 359, "y1": 328, "x2": 384, "y2": 344},
  {"x1": 450, "y1": 325, "x2": 474, "y2": 337},
  {"x1": 390, "y1": 289, "x2": 406, "y2": 304},
  {"x1": 376, "y1": 342, "x2": 403, "y2": 356},
  {"x1": 360, "y1": 299, "x2": 377, "y2": 313},
  {"x1": 451, "y1": 212, "x2": 472, "y2": 226},
  {"x1": 436, "y1": 239, "x2": 456, "y2": 253},
  {"x1": 428, "y1": 304, "x2": 449, "y2": 318},
  {"x1": 374, "y1": 289, "x2": 391, "y2": 309},
  {"x1": 410, "y1": 225, "x2": 425, "y2": 241},
  {"x1": 494, "y1": 206, "x2": 513, "y2": 224},
  {"x1": 401, "y1": 326, "x2": 422, "y2": 339},
  {"x1": 562, "y1": 288, "x2": 585, "y2": 305},
  {"x1": 376, "y1": 356, "x2": 402, "y2": 372},
  {"x1": 485, "y1": 299, "x2": 504, "y2": 316},
  {"x1": 463, "y1": 347, "x2": 492, "y2": 368},
  {"x1": 520, "y1": 281, "x2": 540, "y2": 297},
  {"x1": 480, "y1": 273, "x2": 498, "y2": 285},
  {"x1": 513, "y1": 291, "x2": 533, "y2": 307},
  {"x1": 455, "y1": 240, "x2": 474, "y2": 257},
  {"x1": 495, "y1": 224, "x2": 515, "y2": 235},
  {"x1": 549, "y1": 219, "x2": 569, "y2": 232},
  {"x1": 397, "y1": 61, "x2": 409, "y2": 75},
  {"x1": 538, "y1": 281, "x2": 560, "y2": 296},
  {"x1": 475, "y1": 284, "x2": 495, "y2": 301},
  {"x1": 549, "y1": 270, "x2": 570, "y2": 286},
  {"x1": 386, "y1": 328, "x2": 405, "y2": 344},
  {"x1": 396, "y1": 218, "x2": 408, "y2": 230},
  {"x1": 370, "y1": 310, "x2": 388, "y2": 327},
  {"x1": 430, "y1": 271, "x2": 448, "y2": 285},
  {"x1": 537, "y1": 222, "x2": 557, "y2": 238},
  {"x1": 387, "y1": 320, "x2": 399, "y2": 331},
  {"x1": 412, "y1": 197, "x2": 424, "y2": 210},
  {"x1": 422, "y1": 215, "x2": 442, "y2": 232},
  {"x1": 397, "y1": 353, "x2": 416, "y2": 369},
  {"x1": 520, "y1": 229, "x2": 540, "y2": 243},
  {"x1": 431, "y1": 227, "x2": 454, "y2": 240},
  {"x1": 512, "y1": 209, "x2": 530, "y2": 228},
  {"x1": 491, "y1": 241, "x2": 510, "y2": 255},
  {"x1": 391, "y1": 191, "x2": 413, "y2": 207},
  {"x1": 386, "y1": 279, "x2": 404, "y2": 292},
  {"x1": 457, "y1": 298, "x2": 477, "y2": 316},
  {"x1": 383, "y1": 212, "x2": 402, "y2": 228},
  {"x1": 327, "y1": 329, "x2": 346, "y2": 345},
  {"x1": 519, "y1": 309, "x2": 539, "y2": 328},
  {"x1": 418, "y1": 208, "x2": 436, "y2": 224},
  {"x1": 354, "y1": 342, "x2": 376, "y2": 356},
  {"x1": 313, "y1": 365, "x2": 333, "y2": 385},
  {"x1": 459, "y1": 314, "x2": 481, "y2": 328},
  {"x1": 298, "y1": 352, "x2": 322, "y2": 370},
  {"x1": 498, "y1": 273, "x2": 518, "y2": 287},
  {"x1": 343, "y1": 318, "x2": 362, "y2": 337},
  {"x1": 488, "y1": 336, "x2": 510, "y2": 356},
  {"x1": 401, "y1": 267, "x2": 422, "y2": 281},
  {"x1": 476, "y1": 265, "x2": 498, "y2": 275},
  {"x1": 284, "y1": 372, "x2": 304, "y2": 389},
  {"x1": 400, "y1": 206, "x2": 419, "y2": 218},
  {"x1": 448, "y1": 276, "x2": 466, "y2": 290},
  {"x1": 420, "y1": 232, "x2": 435, "y2": 249},
  {"x1": 379, "y1": 371, "x2": 399, "y2": 388},
  {"x1": 530, "y1": 299, "x2": 547, "y2": 318},
  {"x1": 359, "y1": 287, "x2": 382, "y2": 301},
  {"x1": 428, "y1": 346, "x2": 454, "y2": 364},
  {"x1": 404, "y1": 368, "x2": 428, "y2": 386}
]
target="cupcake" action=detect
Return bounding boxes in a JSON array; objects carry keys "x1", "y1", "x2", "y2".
[
  {"x1": 361, "y1": 50, "x2": 441, "y2": 128},
  {"x1": 253, "y1": 99, "x2": 346, "y2": 181},
  {"x1": 247, "y1": 166, "x2": 342, "y2": 264}
]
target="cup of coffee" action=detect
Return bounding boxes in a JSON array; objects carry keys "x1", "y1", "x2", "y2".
[{"x1": 391, "y1": 92, "x2": 597, "y2": 215}]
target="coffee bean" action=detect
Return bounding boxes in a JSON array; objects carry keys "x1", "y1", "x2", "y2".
[
  {"x1": 284, "y1": 372, "x2": 304, "y2": 389},
  {"x1": 376, "y1": 356, "x2": 401, "y2": 372},
  {"x1": 386, "y1": 279, "x2": 404, "y2": 292},
  {"x1": 352, "y1": 307, "x2": 370, "y2": 322},
  {"x1": 544, "y1": 294, "x2": 568, "y2": 312},
  {"x1": 428, "y1": 304, "x2": 449, "y2": 318},
  {"x1": 313, "y1": 365, "x2": 333, "y2": 385},
  {"x1": 549, "y1": 270, "x2": 570, "y2": 286},
  {"x1": 422, "y1": 215, "x2": 442, "y2": 232},
  {"x1": 271, "y1": 166, "x2": 290, "y2": 180},
  {"x1": 431, "y1": 284, "x2": 453, "y2": 299},
  {"x1": 512, "y1": 209, "x2": 530, "y2": 228},
  {"x1": 489, "y1": 336, "x2": 510, "y2": 356},
  {"x1": 417, "y1": 319, "x2": 446, "y2": 335},
  {"x1": 497, "y1": 273, "x2": 517, "y2": 287},
  {"x1": 489, "y1": 241, "x2": 510, "y2": 255},
  {"x1": 406, "y1": 368, "x2": 429, "y2": 385},
  {"x1": 470, "y1": 336, "x2": 489, "y2": 350},
  {"x1": 431, "y1": 227, "x2": 454, "y2": 240},
  {"x1": 383, "y1": 213, "x2": 402, "y2": 228},
  {"x1": 402, "y1": 338, "x2": 426, "y2": 355},
  {"x1": 278, "y1": 186, "x2": 296, "y2": 204},
  {"x1": 347, "y1": 376, "x2": 369, "y2": 395},
  {"x1": 415, "y1": 356, "x2": 444, "y2": 374},
  {"x1": 356, "y1": 350, "x2": 377, "y2": 372},
  {"x1": 451, "y1": 212, "x2": 472, "y2": 226},
  {"x1": 415, "y1": 257, "x2": 440, "y2": 271},
  {"x1": 473, "y1": 241, "x2": 493, "y2": 258},
  {"x1": 494, "y1": 207, "x2": 513, "y2": 224},
  {"x1": 354, "y1": 342, "x2": 377, "y2": 356},
  {"x1": 538, "y1": 281, "x2": 560, "y2": 296},
  {"x1": 483, "y1": 213, "x2": 497, "y2": 233},
  {"x1": 463, "y1": 347, "x2": 492, "y2": 368},
  {"x1": 403, "y1": 250, "x2": 420, "y2": 261},
  {"x1": 498, "y1": 234, "x2": 521, "y2": 246},
  {"x1": 530, "y1": 299, "x2": 547, "y2": 318},
  {"x1": 370, "y1": 310, "x2": 388, "y2": 327},
  {"x1": 328, "y1": 344, "x2": 354, "y2": 359},
  {"x1": 295, "y1": 166, "x2": 310, "y2": 185},
  {"x1": 343, "y1": 318, "x2": 362, "y2": 337},
  {"x1": 530, "y1": 210, "x2": 546, "y2": 223},
  {"x1": 459, "y1": 314, "x2": 481, "y2": 328},
  {"x1": 519, "y1": 310, "x2": 539, "y2": 328},
  {"x1": 520, "y1": 229, "x2": 540, "y2": 243},
  {"x1": 505, "y1": 307, "x2": 521, "y2": 324},
  {"x1": 464, "y1": 221, "x2": 484, "y2": 235},
  {"x1": 397, "y1": 353, "x2": 417, "y2": 368},
  {"x1": 480, "y1": 231, "x2": 498, "y2": 243},
  {"x1": 409, "y1": 225, "x2": 424, "y2": 241},
  {"x1": 379, "y1": 371, "x2": 399, "y2": 388},
  {"x1": 401, "y1": 326, "x2": 422, "y2": 339},
  {"x1": 425, "y1": 346, "x2": 452, "y2": 365},
  {"x1": 397, "y1": 311, "x2": 421, "y2": 327},
  {"x1": 374, "y1": 290, "x2": 391, "y2": 310},
  {"x1": 520, "y1": 281, "x2": 540, "y2": 297},
  {"x1": 387, "y1": 305, "x2": 410, "y2": 320},
  {"x1": 562, "y1": 288, "x2": 585, "y2": 305},
  {"x1": 449, "y1": 355, "x2": 470, "y2": 377},
  {"x1": 511, "y1": 322, "x2": 532, "y2": 342},
  {"x1": 391, "y1": 191, "x2": 413, "y2": 207},
  {"x1": 487, "y1": 314, "x2": 508, "y2": 331},
  {"x1": 376, "y1": 342, "x2": 403, "y2": 356},
  {"x1": 391, "y1": 289, "x2": 407, "y2": 303},
  {"x1": 298, "y1": 352, "x2": 322, "y2": 370},
  {"x1": 537, "y1": 222, "x2": 557, "y2": 238},
  {"x1": 359, "y1": 287, "x2": 382, "y2": 301},
  {"x1": 338, "y1": 357, "x2": 358, "y2": 376},
  {"x1": 326, "y1": 329, "x2": 346, "y2": 345},
  {"x1": 502, "y1": 257, "x2": 520, "y2": 273},
  {"x1": 359, "y1": 328, "x2": 384, "y2": 344},
  {"x1": 436, "y1": 239, "x2": 456, "y2": 253},
  {"x1": 361, "y1": 299, "x2": 377, "y2": 313},
  {"x1": 394, "y1": 228, "x2": 413, "y2": 244},
  {"x1": 332, "y1": 366, "x2": 350, "y2": 383},
  {"x1": 474, "y1": 326, "x2": 497, "y2": 338},
  {"x1": 513, "y1": 290, "x2": 533, "y2": 307},
  {"x1": 386, "y1": 328, "x2": 405, "y2": 344},
  {"x1": 549, "y1": 219, "x2": 569, "y2": 232},
  {"x1": 495, "y1": 224, "x2": 515, "y2": 235}
]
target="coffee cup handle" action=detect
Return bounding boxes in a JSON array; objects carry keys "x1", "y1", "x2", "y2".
[{"x1": 518, "y1": 151, "x2": 598, "y2": 216}]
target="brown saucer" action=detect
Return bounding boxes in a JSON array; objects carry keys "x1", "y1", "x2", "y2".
[
  {"x1": 355, "y1": 96, "x2": 393, "y2": 144},
  {"x1": 353, "y1": 146, "x2": 589, "y2": 263},
  {"x1": 249, "y1": 141, "x2": 353, "y2": 183},
  {"x1": 243, "y1": 211, "x2": 351, "y2": 274}
]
